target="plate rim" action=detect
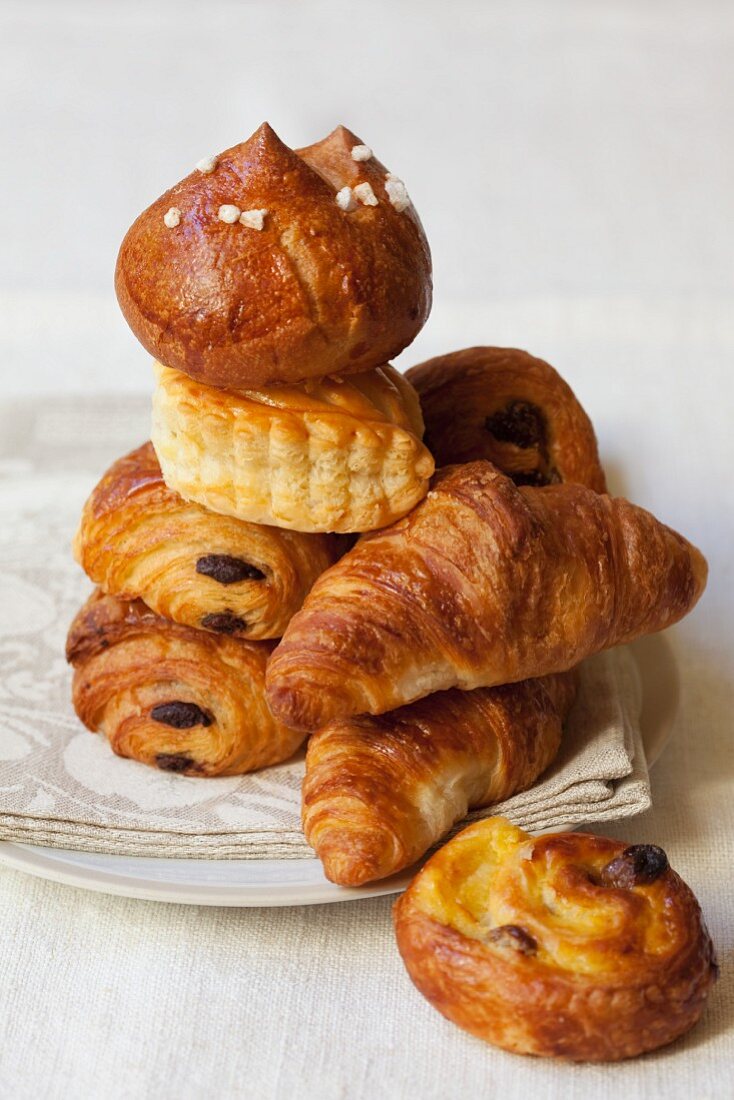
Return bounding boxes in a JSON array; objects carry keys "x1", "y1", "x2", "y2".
[{"x1": 0, "y1": 634, "x2": 677, "y2": 907}]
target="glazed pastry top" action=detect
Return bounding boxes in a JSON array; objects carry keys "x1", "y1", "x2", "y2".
[
  {"x1": 116, "y1": 123, "x2": 432, "y2": 388},
  {"x1": 153, "y1": 361, "x2": 426, "y2": 436},
  {"x1": 412, "y1": 817, "x2": 702, "y2": 978}
]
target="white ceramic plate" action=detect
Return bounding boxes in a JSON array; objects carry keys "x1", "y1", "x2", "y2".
[{"x1": 0, "y1": 634, "x2": 678, "y2": 907}]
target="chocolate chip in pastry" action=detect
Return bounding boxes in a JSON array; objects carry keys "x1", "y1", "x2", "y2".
[
  {"x1": 406, "y1": 346, "x2": 606, "y2": 491},
  {"x1": 394, "y1": 817, "x2": 718, "y2": 1061},
  {"x1": 73, "y1": 442, "x2": 348, "y2": 639},
  {"x1": 115, "y1": 123, "x2": 432, "y2": 389},
  {"x1": 66, "y1": 591, "x2": 302, "y2": 776},
  {"x1": 266, "y1": 461, "x2": 707, "y2": 729},
  {"x1": 151, "y1": 362, "x2": 434, "y2": 533},
  {"x1": 303, "y1": 670, "x2": 577, "y2": 885}
]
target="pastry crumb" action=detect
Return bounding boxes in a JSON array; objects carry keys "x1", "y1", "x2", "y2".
[
  {"x1": 351, "y1": 144, "x2": 373, "y2": 162},
  {"x1": 353, "y1": 182, "x2": 379, "y2": 207},
  {"x1": 336, "y1": 186, "x2": 357, "y2": 211},
  {"x1": 196, "y1": 155, "x2": 218, "y2": 174},
  {"x1": 217, "y1": 204, "x2": 241, "y2": 224},
  {"x1": 163, "y1": 207, "x2": 182, "y2": 228},
  {"x1": 239, "y1": 208, "x2": 268, "y2": 230},
  {"x1": 385, "y1": 177, "x2": 411, "y2": 212}
]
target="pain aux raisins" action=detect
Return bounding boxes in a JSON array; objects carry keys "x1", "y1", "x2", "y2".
[
  {"x1": 196, "y1": 554, "x2": 265, "y2": 584},
  {"x1": 600, "y1": 844, "x2": 670, "y2": 889},
  {"x1": 150, "y1": 701, "x2": 213, "y2": 728},
  {"x1": 486, "y1": 924, "x2": 538, "y2": 955}
]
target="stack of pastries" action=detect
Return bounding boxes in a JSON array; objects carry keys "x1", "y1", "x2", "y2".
[
  {"x1": 67, "y1": 124, "x2": 716, "y2": 1059},
  {"x1": 67, "y1": 122, "x2": 434, "y2": 776}
]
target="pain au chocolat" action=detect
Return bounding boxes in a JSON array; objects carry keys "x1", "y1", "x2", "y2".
[
  {"x1": 406, "y1": 346, "x2": 607, "y2": 492},
  {"x1": 74, "y1": 442, "x2": 348, "y2": 639},
  {"x1": 266, "y1": 461, "x2": 707, "y2": 729},
  {"x1": 115, "y1": 123, "x2": 432, "y2": 389},
  {"x1": 66, "y1": 591, "x2": 303, "y2": 777},
  {"x1": 303, "y1": 670, "x2": 577, "y2": 886},
  {"x1": 394, "y1": 817, "x2": 717, "y2": 1061}
]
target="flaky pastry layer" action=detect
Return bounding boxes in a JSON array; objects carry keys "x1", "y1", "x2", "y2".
[
  {"x1": 266, "y1": 461, "x2": 707, "y2": 729},
  {"x1": 394, "y1": 817, "x2": 717, "y2": 1061},
  {"x1": 303, "y1": 671, "x2": 577, "y2": 885},
  {"x1": 66, "y1": 591, "x2": 302, "y2": 776},
  {"x1": 406, "y1": 346, "x2": 607, "y2": 491},
  {"x1": 151, "y1": 362, "x2": 434, "y2": 533},
  {"x1": 74, "y1": 442, "x2": 347, "y2": 639}
]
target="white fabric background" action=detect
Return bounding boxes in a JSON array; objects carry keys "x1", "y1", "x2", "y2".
[{"x1": 0, "y1": 2, "x2": 732, "y2": 1097}]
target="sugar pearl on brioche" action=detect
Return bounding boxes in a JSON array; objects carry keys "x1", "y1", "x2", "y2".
[
  {"x1": 394, "y1": 817, "x2": 717, "y2": 1061},
  {"x1": 115, "y1": 122, "x2": 432, "y2": 389}
]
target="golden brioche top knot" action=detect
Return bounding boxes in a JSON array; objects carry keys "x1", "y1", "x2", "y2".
[{"x1": 115, "y1": 122, "x2": 432, "y2": 389}]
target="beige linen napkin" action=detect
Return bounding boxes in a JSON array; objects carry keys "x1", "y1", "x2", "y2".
[{"x1": 0, "y1": 397, "x2": 650, "y2": 859}]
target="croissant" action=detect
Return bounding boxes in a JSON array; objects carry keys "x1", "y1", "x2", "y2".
[
  {"x1": 115, "y1": 122, "x2": 432, "y2": 389},
  {"x1": 406, "y1": 346, "x2": 607, "y2": 491},
  {"x1": 152, "y1": 362, "x2": 434, "y2": 533},
  {"x1": 394, "y1": 817, "x2": 718, "y2": 1060},
  {"x1": 73, "y1": 442, "x2": 347, "y2": 639},
  {"x1": 66, "y1": 591, "x2": 302, "y2": 776},
  {"x1": 303, "y1": 670, "x2": 577, "y2": 885},
  {"x1": 266, "y1": 461, "x2": 707, "y2": 729}
]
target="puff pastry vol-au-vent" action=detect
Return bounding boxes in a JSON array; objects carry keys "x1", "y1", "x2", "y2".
[
  {"x1": 407, "y1": 346, "x2": 607, "y2": 492},
  {"x1": 151, "y1": 361, "x2": 434, "y2": 533},
  {"x1": 266, "y1": 461, "x2": 707, "y2": 729},
  {"x1": 394, "y1": 817, "x2": 718, "y2": 1061},
  {"x1": 116, "y1": 122, "x2": 432, "y2": 389},
  {"x1": 66, "y1": 591, "x2": 303, "y2": 777},
  {"x1": 73, "y1": 442, "x2": 348, "y2": 639},
  {"x1": 303, "y1": 670, "x2": 577, "y2": 886}
]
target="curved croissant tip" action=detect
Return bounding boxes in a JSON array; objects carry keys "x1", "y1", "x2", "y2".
[
  {"x1": 264, "y1": 685, "x2": 315, "y2": 732},
  {"x1": 316, "y1": 825, "x2": 398, "y2": 887}
]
